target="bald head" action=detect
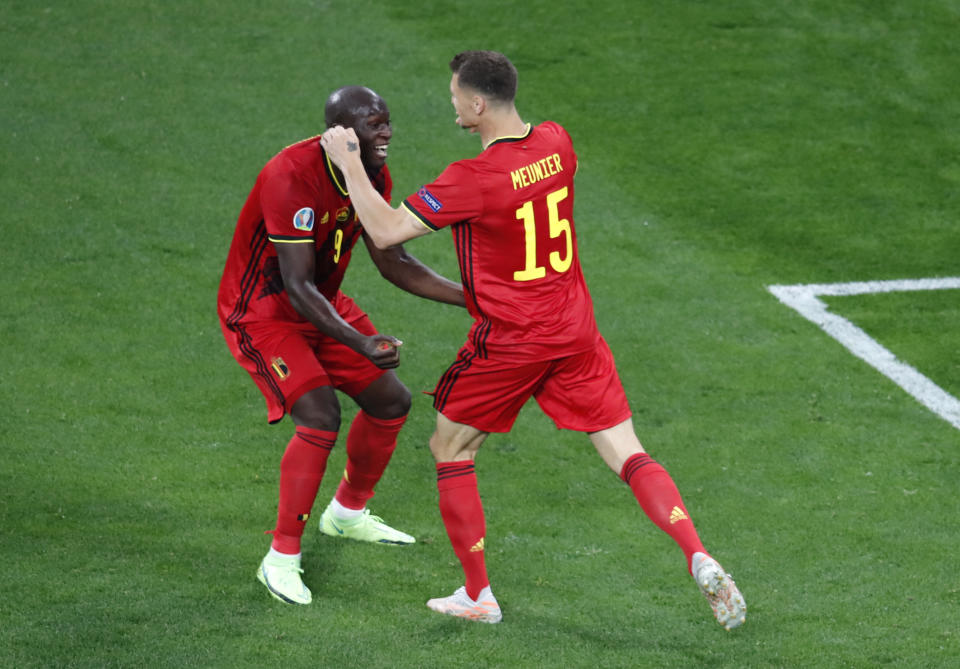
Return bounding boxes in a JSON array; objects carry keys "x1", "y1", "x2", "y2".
[
  {"x1": 324, "y1": 86, "x2": 387, "y2": 128},
  {"x1": 323, "y1": 86, "x2": 393, "y2": 170}
]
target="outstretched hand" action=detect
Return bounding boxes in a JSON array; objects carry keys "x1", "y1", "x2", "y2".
[
  {"x1": 363, "y1": 334, "x2": 404, "y2": 369},
  {"x1": 321, "y1": 126, "x2": 361, "y2": 170}
]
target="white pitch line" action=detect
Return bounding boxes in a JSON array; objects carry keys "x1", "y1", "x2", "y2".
[{"x1": 768, "y1": 278, "x2": 960, "y2": 431}]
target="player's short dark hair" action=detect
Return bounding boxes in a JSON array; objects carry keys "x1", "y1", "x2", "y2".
[{"x1": 449, "y1": 51, "x2": 517, "y2": 104}]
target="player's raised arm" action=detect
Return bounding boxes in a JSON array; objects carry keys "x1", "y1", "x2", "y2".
[{"x1": 321, "y1": 126, "x2": 429, "y2": 249}]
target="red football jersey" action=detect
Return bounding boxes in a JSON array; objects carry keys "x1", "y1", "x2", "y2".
[
  {"x1": 401, "y1": 121, "x2": 598, "y2": 362},
  {"x1": 218, "y1": 135, "x2": 392, "y2": 327}
]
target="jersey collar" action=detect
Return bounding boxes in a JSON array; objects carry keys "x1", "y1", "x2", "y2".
[
  {"x1": 323, "y1": 148, "x2": 350, "y2": 197},
  {"x1": 485, "y1": 123, "x2": 532, "y2": 149},
  {"x1": 322, "y1": 143, "x2": 385, "y2": 197}
]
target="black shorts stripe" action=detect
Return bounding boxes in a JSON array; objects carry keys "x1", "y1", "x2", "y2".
[
  {"x1": 235, "y1": 322, "x2": 285, "y2": 410},
  {"x1": 433, "y1": 349, "x2": 476, "y2": 413}
]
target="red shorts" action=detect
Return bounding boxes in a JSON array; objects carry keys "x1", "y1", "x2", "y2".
[
  {"x1": 220, "y1": 292, "x2": 385, "y2": 423},
  {"x1": 430, "y1": 335, "x2": 632, "y2": 433}
]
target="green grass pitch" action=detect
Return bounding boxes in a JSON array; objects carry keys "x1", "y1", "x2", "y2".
[{"x1": 2, "y1": 1, "x2": 958, "y2": 667}]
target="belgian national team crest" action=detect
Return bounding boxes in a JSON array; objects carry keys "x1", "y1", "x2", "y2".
[
  {"x1": 270, "y1": 357, "x2": 290, "y2": 380},
  {"x1": 293, "y1": 207, "x2": 315, "y2": 231}
]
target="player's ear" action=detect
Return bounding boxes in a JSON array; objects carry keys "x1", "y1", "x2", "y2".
[{"x1": 473, "y1": 95, "x2": 485, "y2": 114}]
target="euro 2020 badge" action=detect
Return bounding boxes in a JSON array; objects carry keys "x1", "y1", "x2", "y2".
[{"x1": 293, "y1": 207, "x2": 315, "y2": 231}]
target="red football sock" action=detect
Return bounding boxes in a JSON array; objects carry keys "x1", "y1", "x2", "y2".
[
  {"x1": 620, "y1": 453, "x2": 706, "y2": 573},
  {"x1": 270, "y1": 426, "x2": 336, "y2": 554},
  {"x1": 436, "y1": 461, "x2": 488, "y2": 600},
  {"x1": 334, "y1": 411, "x2": 406, "y2": 510}
]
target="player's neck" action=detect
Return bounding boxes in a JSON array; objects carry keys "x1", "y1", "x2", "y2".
[
  {"x1": 328, "y1": 159, "x2": 379, "y2": 191},
  {"x1": 480, "y1": 109, "x2": 528, "y2": 149}
]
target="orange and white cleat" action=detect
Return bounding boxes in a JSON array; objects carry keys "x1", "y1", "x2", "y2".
[{"x1": 427, "y1": 585, "x2": 502, "y2": 623}]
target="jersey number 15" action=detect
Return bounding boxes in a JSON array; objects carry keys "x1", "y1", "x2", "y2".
[{"x1": 513, "y1": 186, "x2": 573, "y2": 282}]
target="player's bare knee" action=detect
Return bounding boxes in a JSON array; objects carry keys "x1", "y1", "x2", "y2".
[
  {"x1": 291, "y1": 406, "x2": 340, "y2": 432},
  {"x1": 363, "y1": 385, "x2": 411, "y2": 420},
  {"x1": 290, "y1": 388, "x2": 341, "y2": 431},
  {"x1": 428, "y1": 432, "x2": 478, "y2": 463},
  {"x1": 354, "y1": 373, "x2": 411, "y2": 419},
  {"x1": 388, "y1": 383, "x2": 412, "y2": 417}
]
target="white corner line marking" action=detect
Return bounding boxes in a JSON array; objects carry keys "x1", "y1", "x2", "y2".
[{"x1": 768, "y1": 278, "x2": 960, "y2": 431}]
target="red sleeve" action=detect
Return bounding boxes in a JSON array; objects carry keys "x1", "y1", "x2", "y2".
[
  {"x1": 400, "y1": 161, "x2": 481, "y2": 231},
  {"x1": 261, "y1": 171, "x2": 317, "y2": 242}
]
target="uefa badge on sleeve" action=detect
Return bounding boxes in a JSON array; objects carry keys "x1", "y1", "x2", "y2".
[{"x1": 293, "y1": 207, "x2": 315, "y2": 231}]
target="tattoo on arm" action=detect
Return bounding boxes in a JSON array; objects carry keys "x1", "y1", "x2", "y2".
[{"x1": 347, "y1": 141, "x2": 358, "y2": 152}]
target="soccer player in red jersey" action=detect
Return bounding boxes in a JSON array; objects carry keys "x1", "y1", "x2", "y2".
[
  {"x1": 321, "y1": 53, "x2": 746, "y2": 628},
  {"x1": 218, "y1": 86, "x2": 464, "y2": 605}
]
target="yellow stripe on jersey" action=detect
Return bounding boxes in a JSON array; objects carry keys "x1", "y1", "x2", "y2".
[
  {"x1": 268, "y1": 236, "x2": 314, "y2": 244},
  {"x1": 400, "y1": 201, "x2": 440, "y2": 231}
]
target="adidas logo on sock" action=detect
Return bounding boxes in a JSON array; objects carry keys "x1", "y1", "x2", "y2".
[
  {"x1": 469, "y1": 537, "x2": 485, "y2": 552},
  {"x1": 669, "y1": 506, "x2": 688, "y2": 524}
]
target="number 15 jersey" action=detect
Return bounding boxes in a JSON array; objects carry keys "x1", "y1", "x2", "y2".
[{"x1": 401, "y1": 121, "x2": 599, "y2": 362}]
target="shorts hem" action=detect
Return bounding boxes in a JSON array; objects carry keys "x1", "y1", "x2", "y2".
[
  {"x1": 278, "y1": 375, "x2": 331, "y2": 420},
  {"x1": 554, "y1": 408, "x2": 633, "y2": 433}
]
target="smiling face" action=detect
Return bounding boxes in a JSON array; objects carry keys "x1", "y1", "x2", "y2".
[
  {"x1": 325, "y1": 86, "x2": 393, "y2": 170},
  {"x1": 350, "y1": 97, "x2": 393, "y2": 170},
  {"x1": 350, "y1": 100, "x2": 392, "y2": 170}
]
